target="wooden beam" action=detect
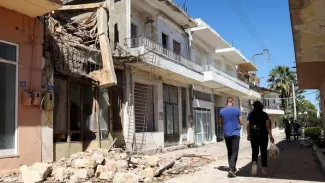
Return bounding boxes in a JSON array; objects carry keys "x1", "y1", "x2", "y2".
[
  {"x1": 58, "y1": 2, "x2": 103, "y2": 11},
  {"x1": 89, "y1": 7, "x2": 117, "y2": 87}
]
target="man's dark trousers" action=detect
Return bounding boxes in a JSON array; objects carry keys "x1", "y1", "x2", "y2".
[{"x1": 225, "y1": 136, "x2": 240, "y2": 172}]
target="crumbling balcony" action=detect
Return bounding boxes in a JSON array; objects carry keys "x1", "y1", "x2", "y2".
[
  {"x1": 128, "y1": 35, "x2": 203, "y2": 73},
  {"x1": 0, "y1": 0, "x2": 62, "y2": 17},
  {"x1": 203, "y1": 64, "x2": 251, "y2": 96}
]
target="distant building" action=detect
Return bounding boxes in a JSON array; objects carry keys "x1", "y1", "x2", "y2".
[{"x1": 259, "y1": 87, "x2": 285, "y2": 128}]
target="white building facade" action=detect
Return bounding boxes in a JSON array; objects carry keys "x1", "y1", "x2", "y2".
[
  {"x1": 259, "y1": 87, "x2": 285, "y2": 128},
  {"x1": 109, "y1": 0, "x2": 261, "y2": 151}
]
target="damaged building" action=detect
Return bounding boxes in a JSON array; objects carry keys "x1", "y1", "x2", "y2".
[
  {"x1": 0, "y1": 0, "x2": 263, "y2": 172},
  {"x1": 43, "y1": 2, "x2": 122, "y2": 160}
]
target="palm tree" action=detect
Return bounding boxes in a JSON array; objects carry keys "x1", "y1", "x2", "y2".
[{"x1": 267, "y1": 66, "x2": 295, "y2": 108}]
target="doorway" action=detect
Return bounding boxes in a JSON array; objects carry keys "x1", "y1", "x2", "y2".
[
  {"x1": 194, "y1": 108, "x2": 212, "y2": 144},
  {"x1": 163, "y1": 84, "x2": 179, "y2": 146}
]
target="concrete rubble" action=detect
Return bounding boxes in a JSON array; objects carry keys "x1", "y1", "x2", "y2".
[{"x1": 0, "y1": 148, "x2": 214, "y2": 183}]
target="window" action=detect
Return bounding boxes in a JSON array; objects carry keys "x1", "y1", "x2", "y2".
[
  {"x1": 0, "y1": 41, "x2": 18, "y2": 156},
  {"x1": 53, "y1": 79, "x2": 108, "y2": 142},
  {"x1": 114, "y1": 23, "x2": 119, "y2": 49},
  {"x1": 162, "y1": 33, "x2": 169, "y2": 55},
  {"x1": 181, "y1": 88, "x2": 187, "y2": 128},
  {"x1": 173, "y1": 40, "x2": 181, "y2": 61},
  {"x1": 131, "y1": 24, "x2": 138, "y2": 47}
]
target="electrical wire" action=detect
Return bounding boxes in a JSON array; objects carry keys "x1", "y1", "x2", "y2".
[{"x1": 228, "y1": 0, "x2": 280, "y2": 66}]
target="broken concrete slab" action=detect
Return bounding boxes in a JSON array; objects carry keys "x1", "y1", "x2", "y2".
[
  {"x1": 52, "y1": 167, "x2": 73, "y2": 181},
  {"x1": 72, "y1": 158, "x2": 96, "y2": 168},
  {"x1": 113, "y1": 173, "x2": 139, "y2": 183},
  {"x1": 20, "y1": 162, "x2": 52, "y2": 183},
  {"x1": 71, "y1": 168, "x2": 94, "y2": 180},
  {"x1": 91, "y1": 149, "x2": 105, "y2": 164},
  {"x1": 139, "y1": 168, "x2": 154, "y2": 182},
  {"x1": 147, "y1": 156, "x2": 159, "y2": 167}
]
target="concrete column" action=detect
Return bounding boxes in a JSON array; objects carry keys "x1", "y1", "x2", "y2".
[
  {"x1": 41, "y1": 57, "x2": 53, "y2": 162},
  {"x1": 123, "y1": 66, "x2": 134, "y2": 149},
  {"x1": 157, "y1": 80, "x2": 164, "y2": 133},
  {"x1": 178, "y1": 87, "x2": 182, "y2": 144},
  {"x1": 210, "y1": 91, "x2": 216, "y2": 142}
]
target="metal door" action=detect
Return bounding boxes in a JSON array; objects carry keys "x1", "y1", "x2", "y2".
[{"x1": 194, "y1": 108, "x2": 212, "y2": 144}]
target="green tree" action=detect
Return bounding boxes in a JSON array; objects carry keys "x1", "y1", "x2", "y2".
[
  {"x1": 296, "y1": 99, "x2": 317, "y2": 117},
  {"x1": 267, "y1": 66, "x2": 295, "y2": 108}
]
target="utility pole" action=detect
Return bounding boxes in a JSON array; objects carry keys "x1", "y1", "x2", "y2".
[{"x1": 292, "y1": 82, "x2": 297, "y2": 121}]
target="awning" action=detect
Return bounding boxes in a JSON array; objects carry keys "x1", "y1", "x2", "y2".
[
  {"x1": 289, "y1": 0, "x2": 325, "y2": 89},
  {"x1": 0, "y1": 0, "x2": 62, "y2": 17},
  {"x1": 191, "y1": 26, "x2": 231, "y2": 49},
  {"x1": 215, "y1": 48, "x2": 248, "y2": 65},
  {"x1": 238, "y1": 62, "x2": 258, "y2": 72}
]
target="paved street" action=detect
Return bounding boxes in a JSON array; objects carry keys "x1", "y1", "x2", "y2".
[{"x1": 165, "y1": 129, "x2": 325, "y2": 183}]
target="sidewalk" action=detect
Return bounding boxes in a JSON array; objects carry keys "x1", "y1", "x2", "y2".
[{"x1": 165, "y1": 128, "x2": 325, "y2": 183}]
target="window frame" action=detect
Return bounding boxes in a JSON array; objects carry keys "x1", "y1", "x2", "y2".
[{"x1": 0, "y1": 40, "x2": 19, "y2": 156}]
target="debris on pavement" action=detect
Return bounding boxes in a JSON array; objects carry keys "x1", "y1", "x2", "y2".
[{"x1": 0, "y1": 148, "x2": 214, "y2": 183}]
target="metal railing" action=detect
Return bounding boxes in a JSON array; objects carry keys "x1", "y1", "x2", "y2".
[
  {"x1": 237, "y1": 71, "x2": 260, "y2": 91},
  {"x1": 264, "y1": 106, "x2": 284, "y2": 110},
  {"x1": 203, "y1": 64, "x2": 249, "y2": 89},
  {"x1": 128, "y1": 35, "x2": 203, "y2": 72}
]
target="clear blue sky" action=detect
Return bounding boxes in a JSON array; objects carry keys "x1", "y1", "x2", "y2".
[{"x1": 174, "y1": 0, "x2": 318, "y2": 108}]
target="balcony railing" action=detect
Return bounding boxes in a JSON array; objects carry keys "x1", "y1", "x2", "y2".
[
  {"x1": 203, "y1": 65, "x2": 249, "y2": 89},
  {"x1": 238, "y1": 70, "x2": 260, "y2": 92},
  {"x1": 264, "y1": 106, "x2": 285, "y2": 111},
  {"x1": 128, "y1": 35, "x2": 203, "y2": 72}
]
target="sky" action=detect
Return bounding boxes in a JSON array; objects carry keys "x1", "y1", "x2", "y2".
[{"x1": 173, "y1": 0, "x2": 318, "y2": 108}]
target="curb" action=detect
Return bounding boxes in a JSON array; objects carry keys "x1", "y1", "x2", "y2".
[{"x1": 312, "y1": 142, "x2": 325, "y2": 175}]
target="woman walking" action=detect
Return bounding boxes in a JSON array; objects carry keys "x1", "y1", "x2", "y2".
[{"x1": 247, "y1": 101, "x2": 275, "y2": 176}]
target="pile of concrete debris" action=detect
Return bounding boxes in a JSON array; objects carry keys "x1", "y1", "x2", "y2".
[{"x1": 0, "y1": 148, "x2": 214, "y2": 183}]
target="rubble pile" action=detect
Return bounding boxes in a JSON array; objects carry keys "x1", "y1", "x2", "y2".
[{"x1": 0, "y1": 148, "x2": 214, "y2": 183}]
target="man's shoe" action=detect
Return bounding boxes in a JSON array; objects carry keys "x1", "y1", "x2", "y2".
[
  {"x1": 228, "y1": 170, "x2": 236, "y2": 178},
  {"x1": 262, "y1": 167, "x2": 267, "y2": 176},
  {"x1": 251, "y1": 162, "x2": 257, "y2": 176}
]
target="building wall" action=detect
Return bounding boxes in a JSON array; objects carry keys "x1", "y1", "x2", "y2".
[
  {"x1": 109, "y1": 0, "x2": 131, "y2": 50},
  {"x1": 214, "y1": 93, "x2": 240, "y2": 108},
  {"x1": 157, "y1": 16, "x2": 189, "y2": 58},
  {"x1": 0, "y1": 7, "x2": 43, "y2": 171},
  {"x1": 320, "y1": 79, "x2": 325, "y2": 136},
  {"x1": 269, "y1": 114, "x2": 279, "y2": 129},
  {"x1": 261, "y1": 93, "x2": 280, "y2": 109}
]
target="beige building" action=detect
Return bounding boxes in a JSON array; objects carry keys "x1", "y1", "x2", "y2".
[{"x1": 289, "y1": 0, "x2": 325, "y2": 133}]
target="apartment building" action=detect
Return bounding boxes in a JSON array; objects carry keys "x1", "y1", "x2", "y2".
[
  {"x1": 0, "y1": 0, "x2": 61, "y2": 171},
  {"x1": 260, "y1": 87, "x2": 285, "y2": 128},
  {"x1": 107, "y1": 0, "x2": 261, "y2": 150},
  {"x1": 289, "y1": 0, "x2": 325, "y2": 134},
  {"x1": 35, "y1": 0, "x2": 261, "y2": 161}
]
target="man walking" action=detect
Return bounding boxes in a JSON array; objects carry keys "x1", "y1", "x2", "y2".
[{"x1": 219, "y1": 97, "x2": 243, "y2": 178}]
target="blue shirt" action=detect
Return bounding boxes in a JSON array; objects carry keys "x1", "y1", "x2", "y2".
[{"x1": 220, "y1": 106, "x2": 241, "y2": 137}]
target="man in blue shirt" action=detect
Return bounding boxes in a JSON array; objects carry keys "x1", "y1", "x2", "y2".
[{"x1": 219, "y1": 97, "x2": 243, "y2": 178}]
